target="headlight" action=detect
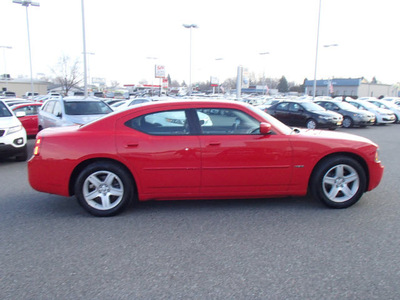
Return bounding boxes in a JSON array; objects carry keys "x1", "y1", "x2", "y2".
[
  {"x1": 375, "y1": 149, "x2": 381, "y2": 163},
  {"x1": 7, "y1": 125, "x2": 23, "y2": 135},
  {"x1": 318, "y1": 116, "x2": 331, "y2": 120}
]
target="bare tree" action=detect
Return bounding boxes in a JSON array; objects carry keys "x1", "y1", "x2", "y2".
[
  {"x1": 51, "y1": 55, "x2": 82, "y2": 95},
  {"x1": 109, "y1": 81, "x2": 120, "y2": 89}
]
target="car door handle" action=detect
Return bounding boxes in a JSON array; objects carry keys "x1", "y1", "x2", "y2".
[
  {"x1": 125, "y1": 143, "x2": 139, "y2": 148},
  {"x1": 208, "y1": 142, "x2": 221, "y2": 146}
]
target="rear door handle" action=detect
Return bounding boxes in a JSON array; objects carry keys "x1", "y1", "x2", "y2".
[
  {"x1": 208, "y1": 142, "x2": 221, "y2": 146},
  {"x1": 125, "y1": 143, "x2": 139, "y2": 148}
]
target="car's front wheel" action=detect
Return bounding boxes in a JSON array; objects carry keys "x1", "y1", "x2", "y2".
[
  {"x1": 342, "y1": 116, "x2": 353, "y2": 128},
  {"x1": 310, "y1": 156, "x2": 366, "y2": 208},
  {"x1": 75, "y1": 162, "x2": 133, "y2": 216},
  {"x1": 306, "y1": 119, "x2": 317, "y2": 129}
]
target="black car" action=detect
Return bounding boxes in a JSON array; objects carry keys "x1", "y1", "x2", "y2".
[
  {"x1": 316, "y1": 100, "x2": 375, "y2": 128},
  {"x1": 266, "y1": 100, "x2": 343, "y2": 130}
]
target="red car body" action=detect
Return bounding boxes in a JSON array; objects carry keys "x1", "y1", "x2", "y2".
[
  {"x1": 28, "y1": 100, "x2": 384, "y2": 216},
  {"x1": 12, "y1": 102, "x2": 42, "y2": 136}
]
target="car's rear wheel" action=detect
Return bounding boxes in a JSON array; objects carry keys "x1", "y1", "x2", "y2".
[
  {"x1": 75, "y1": 162, "x2": 133, "y2": 216},
  {"x1": 310, "y1": 156, "x2": 366, "y2": 208},
  {"x1": 342, "y1": 116, "x2": 353, "y2": 128},
  {"x1": 306, "y1": 119, "x2": 317, "y2": 129}
]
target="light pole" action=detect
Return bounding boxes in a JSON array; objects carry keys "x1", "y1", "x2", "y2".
[
  {"x1": 12, "y1": 0, "x2": 39, "y2": 99},
  {"x1": 183, "y1": 24, "x2": 198, "y2": 96},
  {"x1": 0, "y1": 46, "x2": 12, "y2": 76},
  {"x1": 259, "y1": 52, "x2": 270, "y2": 95},
  {"x1": 312, "y1": 0, "x2": 322, "y2": 99},
  {"x1": 81, "y1": 0, "x2": 89, "y2": 97},
  {"x1": 322, "y1": 44, "x2": 338, "y2": 96},
  {"x1": 214, "y1": 58, "x2": 223, "y2": 94},
  {"x1": 85, "y1": 51, "x2": 95, "y2": 88},
  {"x1": 0, "y1": 46, "x2": 12, "y2": 90},
  {"x1": 146, "y1": 56, "x2": 158, "y2": 95}
]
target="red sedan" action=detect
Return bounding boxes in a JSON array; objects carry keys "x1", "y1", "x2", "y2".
[
  {"x1": 28, "y1": 100, "x2": 384, "y2": 216},
  {"x1": 12, "y1": 102, "x2": 42, "y2": 136}
]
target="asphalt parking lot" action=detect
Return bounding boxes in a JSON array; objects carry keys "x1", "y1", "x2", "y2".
[{"x1": 1, "y1": 124, "x2": 399, "y2": 299}]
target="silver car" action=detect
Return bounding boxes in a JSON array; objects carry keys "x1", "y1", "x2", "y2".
[{"x1": 38, "y1": 97, "x2": 113, "y2": 130}]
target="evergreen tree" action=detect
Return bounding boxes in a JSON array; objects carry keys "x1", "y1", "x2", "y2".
[{"x1": 277, "y1": 76, "x2": 289, "y2": 93}]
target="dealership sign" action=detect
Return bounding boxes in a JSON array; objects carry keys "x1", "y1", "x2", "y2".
[{"x1": 155, "y1": 65, "x2": 165, "y2": 78}]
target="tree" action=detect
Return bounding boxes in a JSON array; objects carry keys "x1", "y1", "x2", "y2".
[
  {"x1": 277, "y1": 76, "x2": 289, "y2": 93},
  {"x1": 51, "y1": 55, "x2": 82, "y2": 95}
]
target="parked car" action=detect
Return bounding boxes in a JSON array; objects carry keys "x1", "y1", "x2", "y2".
[
  {"x1": 347, "y1": 100, "x2": 396, "y2": 124},
  {"x1": 379, "y1": 97, "x2": 400, "y2": 103},
  {"x1": 266, "y1": 100, "x2": 343, "y2": 129},
  {"x1": 0, "y1": 91, "x2": 17, "y2": 98},
  {"x1": 38, "y1": 96, "x2": 113, "y2": 130},
  {"x1": 11, "y1": 102, "x2": 42, "y2": 136},
  {"x1": 316, "y1": 100, "x2": 375, "y2": 128},
  {"x1": 111, "y1": 98, "x2": 152, "y2": 111},
  {"x1": 28, "y1": 100, "x2": 383, "y2": 216},
  {"x1": 3, "y1": 98, "x2": 34, "y2": 107},
  {"x1": 0, "y1": 100, "x2": 28, "y2": 161},
  {"x1": 367, "y1": 99, "x2": 400, "y2": 123}
]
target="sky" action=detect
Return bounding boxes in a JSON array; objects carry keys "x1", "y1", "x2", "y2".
[{"x1": 1, "y1": 0, "x2": 399, "y2": 87}]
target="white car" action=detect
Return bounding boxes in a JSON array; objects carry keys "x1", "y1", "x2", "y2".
[
  {"x1": 347, "y1": 100, "x2": 396, "y2": 124},
  {"x1": 145, "y1": 110, "x2": 213, "y2": 127},
  {"x1": 111, "y1": 98, "x2": 152, "y2": 111},
  {"x1": 381, "y1": 97, "x2": 400, "y2": 103},
  {"x1": 367, "y1": 99, "x2": 400, "y2": 123},
  {"x1": 0, "y1": 100, "x2": 28, "y2": 161}
]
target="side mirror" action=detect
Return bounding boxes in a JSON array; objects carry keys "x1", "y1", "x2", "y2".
[
  {"x1": 260, "y1": 122, "x2": 272, "y2": 135},
  {"x1": 15, "y1": 111, "x2": 26, "y2": 118},
  {"x1": 56, "y1": 112, "x2": 62, "y2": 118}
]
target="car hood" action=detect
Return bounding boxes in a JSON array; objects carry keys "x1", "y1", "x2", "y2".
[
  {"x1": 295, "y1": 128, "x2": 376, "y2": 145},
  {"x1": 315, "y1": 110, "x2": 342, "y2": 118},
  {"x1": 376, "y1": 108, "x2": 393, "y2": 114},
  {"x1": 0, "y1": 116, "x2": 21, "y2": 128}
]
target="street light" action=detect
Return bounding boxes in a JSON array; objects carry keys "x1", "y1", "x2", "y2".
[
  {"x1": 81, "y1": 0, "x2": 89, "y2": 97},
  {"x1": 183, "y1": 24, "x2": 198, "y2": 96},
  {"x1": 312, "y1": 0, "x2": 322, "y2": 100},
  {"x1": 12, "y1": 0, "x2": 39, "y2": 99},
  {"x1": 0, "y1": 46, "x2": 12, "y2": 90},
  {"x1": 259, "y1": 52, "x2": 270, "y2": 95},
  {"x1": 85, "y1": 52, "x2": 95, "y2": 86},
  {"x1": 0, "y1": 46, "x2": 12, "y2": 76},
  {"x1": 146, "y1": 56, "x2": 158, "y2": 95}
]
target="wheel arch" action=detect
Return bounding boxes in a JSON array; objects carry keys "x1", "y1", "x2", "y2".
[
  {"x1": 308, "y1": 152, "x2": 370, "y2": 191},
  {"x1": 68, "y1": 158, "x2": 138, "y2": 199}
]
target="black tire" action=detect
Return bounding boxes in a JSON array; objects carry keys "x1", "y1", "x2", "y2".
[
  {"x1": 74, "y1": 161, "x2": 133, "y2": 217},
  {"x1": 15, "y1": 145, "x2": 28, "y2": 162},
  {"x1": 306, "y1": 119, "x2": 317, "y2": 129},
  {"x1": 342, "y1": 116, "x2": 353, "y2": 128},
  {"x1": 310, "y1": 156, "x2": 366, "y2": 208}
]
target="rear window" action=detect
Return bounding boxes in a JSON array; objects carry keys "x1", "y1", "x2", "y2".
[{"x1": 64, "y1": 101, "x2": 113, "y2": 115}]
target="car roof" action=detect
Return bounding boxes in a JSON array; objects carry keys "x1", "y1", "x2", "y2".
[{"x1": 12, "y1": 102, "x2": 42, "y2": 109}]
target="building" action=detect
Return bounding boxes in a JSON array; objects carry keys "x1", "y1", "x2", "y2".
[
  {"x1": 304, "y1": 78, "x2": 399, "y2": 98},
  {"x1": 1, "y1": 76, "x2": 49, "y2": 98}
]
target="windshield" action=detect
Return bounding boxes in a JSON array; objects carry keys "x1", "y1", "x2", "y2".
[
  {"x1": 65, "y1": 101, "x2": 113, "y2": 115},
  {"x1": 301, "y1": 102, "x2": 325, "y2": 111},
  {"x1": 0, "y1": 102, "x2": 12, "y2": 117},
  {"x1": 359, "y1": 101, "x2": 378, "y2": 109},
  {"x1": 338, "y1": 102, "x2": 359, "y2": 110},
  {"x1": 248, "y1": 104, "x2": 292, "y2": 134}
]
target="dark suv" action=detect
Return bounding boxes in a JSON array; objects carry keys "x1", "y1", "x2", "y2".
[
  {"x1": 267, "y1": 100, "x2": 343, "y2": 130},
  {"x1": 316, "y1": 100, "x2": 375, "y2": 128}
]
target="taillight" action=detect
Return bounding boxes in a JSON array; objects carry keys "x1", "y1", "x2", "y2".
[{"x1": 33, "y1": 137, "x2": 42, "y2": 156}]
